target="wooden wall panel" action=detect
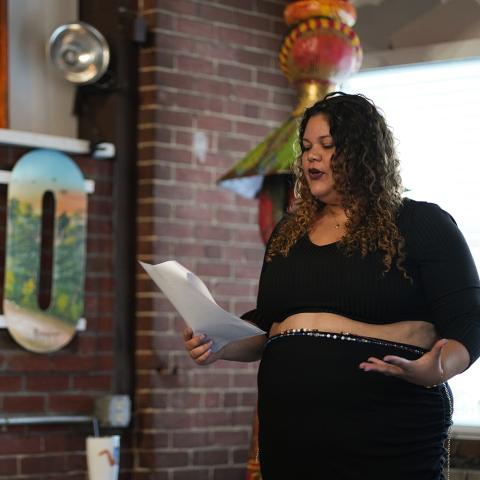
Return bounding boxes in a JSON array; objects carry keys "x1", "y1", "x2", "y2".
[{"x1": 0, "y1": 0, "x2": 7, "y2": 128}]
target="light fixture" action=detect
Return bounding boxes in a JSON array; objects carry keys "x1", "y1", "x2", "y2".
[{"x1": 48, "y1": 22, "x2": 110, "y2": 85}]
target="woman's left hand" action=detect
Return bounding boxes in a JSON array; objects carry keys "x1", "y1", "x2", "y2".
[{"x1": 358, "y1": 339, "x2": 448, "y2": 387}]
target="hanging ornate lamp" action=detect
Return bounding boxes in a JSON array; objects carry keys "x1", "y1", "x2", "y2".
[{"x1": 218, "y1": 0, "x2": 362, "y2": 244}]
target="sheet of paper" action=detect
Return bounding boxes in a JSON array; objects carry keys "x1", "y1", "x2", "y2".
[{"x1": 139, "y1": 260, "x2": 266, "y2": 352}]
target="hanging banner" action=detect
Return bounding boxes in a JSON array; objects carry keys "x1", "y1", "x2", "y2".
[{"x1": 3, "y1": 149, "x2": 88, "y2": 352}]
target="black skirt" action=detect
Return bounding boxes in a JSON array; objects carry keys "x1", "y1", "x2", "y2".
[{"x1": 257, "y1": 330, "x2": 453, "y2": 480}]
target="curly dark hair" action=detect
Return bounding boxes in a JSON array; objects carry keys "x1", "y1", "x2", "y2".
[{"x1": 267, "y1": 91, "x2": 408, "y2": 278}]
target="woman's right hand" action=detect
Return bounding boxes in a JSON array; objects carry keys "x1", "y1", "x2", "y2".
[{"x1": 183, "y1": 327, "x2": 224, "y2": 365}]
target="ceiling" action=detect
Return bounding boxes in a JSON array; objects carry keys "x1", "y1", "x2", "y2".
[{"x1": 351, "y1": 0, "x2": 480, "y2": 51}]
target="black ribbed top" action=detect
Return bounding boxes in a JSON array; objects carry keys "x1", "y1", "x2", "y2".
[{"x1": 242, "y1": 198, "x2": 480, "y2": 364}]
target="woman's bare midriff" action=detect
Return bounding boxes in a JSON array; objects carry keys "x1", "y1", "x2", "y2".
[{"x1": 269, "y1": 312, "x2": 439, "y2": 350}]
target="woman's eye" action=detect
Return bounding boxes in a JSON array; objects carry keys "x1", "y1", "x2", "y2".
[
  {"x1": 301, "y1": 145, "x2": 310, "y2": 152},
  {"x1": 322, "y1": 144, "x2": 334, "y2": 149}
]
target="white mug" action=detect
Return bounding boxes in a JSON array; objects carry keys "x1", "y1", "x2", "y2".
[{"x1": 86, "y1": 435, "x2": 120, "y2": 480}]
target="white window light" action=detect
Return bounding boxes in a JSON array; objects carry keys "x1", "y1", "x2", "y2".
[{"x1": 343, "y1": 57, "x2": 480, "y2": 436}]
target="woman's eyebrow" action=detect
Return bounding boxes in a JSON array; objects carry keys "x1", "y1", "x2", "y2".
[{"x1": 302, "y1": 135, "x2": 333, "y2": 143}]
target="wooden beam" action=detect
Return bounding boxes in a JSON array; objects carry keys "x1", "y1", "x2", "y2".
[{"x1": 0, "y1": 0, "x2": 7, "y2": 128}]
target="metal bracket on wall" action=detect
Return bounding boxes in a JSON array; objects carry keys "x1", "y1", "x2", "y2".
[
  {"x1": 0, "y1": 170, "x2": 95, "y2": 193},
  {"x1": 0, "y1": 316, "x2": 86, "y2": 331},
  {"x1": 0, "y1": 415, "x2": 100, "y2": 436}
]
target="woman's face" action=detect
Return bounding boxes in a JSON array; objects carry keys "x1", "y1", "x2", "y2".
[{"x1": 301, "y1": 114, "x2": 339, "y2": 204}]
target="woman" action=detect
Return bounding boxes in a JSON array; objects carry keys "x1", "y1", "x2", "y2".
[{"x1": 183, "y1": 92, "x2": 480, "y2": 479}]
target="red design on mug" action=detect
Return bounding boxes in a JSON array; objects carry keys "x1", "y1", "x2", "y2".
[{"x1": 98, "y1": 449, "x2": 115, "y2": 466}]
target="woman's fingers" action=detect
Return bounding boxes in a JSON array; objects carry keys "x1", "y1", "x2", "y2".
[
  {"x1": 185, "y1": 333, "x2": 208, "y2": 351},
  {"x1": 359, "y1": 356, "x2": 405, "y2": 376},
  {"x1": 382, "y1": 355, "x2": 411, "y2": 369},
  {"x1": 195, "y1": 346, "x2": 213, "y2": 364},
  {"x1": 190, "y1": 340, "x2": 212, "y2": 358},
  {"x1": 183, "y1": 327, "x2": 193, "y2": 341}
]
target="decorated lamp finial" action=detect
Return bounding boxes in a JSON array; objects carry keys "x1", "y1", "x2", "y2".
[{"x1": 281, "y1": 0, "x2": 362, "y2": 115}]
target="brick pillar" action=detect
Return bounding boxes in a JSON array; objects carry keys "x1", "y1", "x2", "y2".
[{"x1": 135, "y1": 1, "x2": 295, "y2": 478}]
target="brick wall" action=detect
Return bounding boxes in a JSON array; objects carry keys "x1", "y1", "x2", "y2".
[
  {"x1": 135, "y1": 0, "x2": 295, "y2": 478},
  {"x1": 0, "y1": 146, "x2": 127, "y2": 479}
]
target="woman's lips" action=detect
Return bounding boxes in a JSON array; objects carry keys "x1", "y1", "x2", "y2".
[{"x1": 308, "y1": 168, "x2": 324, "y2": 180}]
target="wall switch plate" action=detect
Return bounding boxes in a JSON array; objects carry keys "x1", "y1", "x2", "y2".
[{"x1": 94, "y1": 395, "x2": 131, "y2": 427}]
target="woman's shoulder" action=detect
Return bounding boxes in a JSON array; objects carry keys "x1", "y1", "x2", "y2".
[
  {"x1": 398, "y1": 197, "x2": 457, "y2": 229},
  {"x1": 398, "y1": 197, "x2": 466, "y2": 256}
]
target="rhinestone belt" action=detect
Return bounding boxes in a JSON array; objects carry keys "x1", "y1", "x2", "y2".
[{"x1": 266, "y1": 328, "x2": 425, "y2": 355}]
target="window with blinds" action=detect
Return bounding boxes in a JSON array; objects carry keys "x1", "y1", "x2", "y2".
[{"x1": 343, "y1": 58, "x2": 480, "y2": 436}]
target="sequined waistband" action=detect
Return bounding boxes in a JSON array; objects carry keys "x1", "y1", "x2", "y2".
[{"x1": 265, "y1": 328, "x2": 426, "y2": 355}]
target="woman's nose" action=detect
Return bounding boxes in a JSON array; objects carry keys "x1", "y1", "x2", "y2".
[{"x1": 307, "y1": 151, "x2": 321, "y2": 162}]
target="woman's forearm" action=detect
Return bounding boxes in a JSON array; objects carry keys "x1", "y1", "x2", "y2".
[
  {"x1": 220, "y1": 334, "x2": 267, "y2": 362},
  {"x1": 441, "y1": 339, "x2": 470, "y2": 382}
]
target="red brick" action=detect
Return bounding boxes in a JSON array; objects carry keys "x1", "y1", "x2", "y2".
[
  {"x1": 150, "y1": 411, "x2": 195, "y2": 429},
  {"x1": 193, "y1": 448, "x2": 228, "y2": 466},
  {"x1": 233, "y1": 447, "x2": 250, "y2": 463},
  {"x1": 235, "y1": 262, "x2": 262, "y2": 279},
  {"x1": 154, "y1": 222, "x2": 195, "y2": 239},
  {"x1": 176, "y1": 17, "x2": 215, "y2": 39},
  {"x1": 137, "y1": 431, "x2": 169, "y2": 449},
  {"x1": 173, "y1": 469, "x2": 210, "y2": 480},
  {"x1": 139, "y1": 49, "x2": 175, "y2": 69},
  {"x1": 48, "y1": 394, "x2": 93, "y2": 413},
  {"x1": 262, "y1": 105, "x2": 292, "y2": 122},
  {"x1": 153, "y1": 334, "x2": 184, "y2": 351},
  {"x1": 138, "y1": 126, "x2": 171, "y2": 143},
  {"x1": 144, "y1": 0, "x2": 196, "y2": 15},
  {"x1": 232, "y1": 409, "x2": 256, "y2": 425},
  {"x1": 26, "y1": 375, "x2": 70, "y2": 391},
  {"x1": 203, "y1": 392, "x2": 222, "y2": 408},
  {"x1": 171, "y1": 431, "x2": 210, "y2": 448},
  {"x1": 240, "y1": 391, "x2": 258, "y2": 407},
  {"x1": 138, "y1": 108, "x2": 193, "y2": 128},
  {"x1": 194, "y1": 411, "x2": 231, "y2": 428},
  {"x1": 177, "y1": 55, "x2": 215, "y2": 75},
  {"x1": 197, "y1": 115, "x2": 232, "y2": 133},
  {"x1": 0, "y1": 375, "x2": 22, "y2": 391},
  {"x1": 174, "y1": 167, "x2": 213, "y2": 185},
  {"x1": 194, "y1": 225, "x2": 231, "y2": 242},
  {"x1": 212, "y1": 430, "x2": 249, "y2": 446},
  {"x1": 217, "y1": 27, "x2": 278, "y2": 53},
  {"x1": 218, "y1": 135, "x2": 254, "y2": 153},
  {"x1": 258, "y1": 0, "x2": 284, "y2": 16},
  {"x1": 196, "y1": 262, "x2": 231, "y2": 277},
  {"x1": 214, "y1": 281, "x2": 251, "y2": 296},
  {"x1": 235, "y1": 49, "x2": 278, "y2": 68},
  {"x1": 177, "y1": 95, "x2": 224, "y2": 113},
  {"x1": 0, "y1": 457, "x2": 17, "y2": 475},
  {"x1": 213, "y1": 466, "x2": 245, "y2": 480},
  {"x1": 139, "y1": 145, "x2": 192, "y2": 164},
  {"x1": 147, "y1": 11, "x2": 174, "y2": 31},
  {"x1": 217, "y1": 63, "x2": 252, "y2": 82},
  {"x1": 214, "y1": 0, "x2": 255, "y2": 10},
  {"x1": 20, "y1": 454, "x2": 67, "y2": 474},
  {"x1": 73, "y1": 374, "x2": 112, "y2": 390},
  {"x1": 3, "y1": 395, "x2": 45, "y2": 413},
  {"x1": 43, "y1": 434, "x2": 85, "y2": 452},
  {"x1": 0, "y1": 435, "x2": 43, "y2": 454},
  {"x1": 232, "y1": 372, "x2": 256, "y2": 388}
]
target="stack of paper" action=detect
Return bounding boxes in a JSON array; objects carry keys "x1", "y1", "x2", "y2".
[{"x1": 140, "y1": 260, "x2": 266, "y2": 352}]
